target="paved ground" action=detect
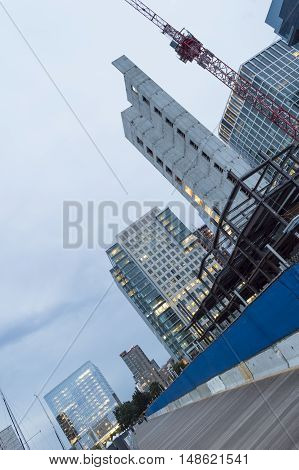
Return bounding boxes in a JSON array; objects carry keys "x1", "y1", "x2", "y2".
[{"x1": 136, "y1": 369, "x2": 299, "y2": 450}]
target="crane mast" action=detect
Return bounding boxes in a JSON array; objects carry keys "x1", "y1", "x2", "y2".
[{"x1": 124, "y1": 0, "x2": 298, "y2": 141}]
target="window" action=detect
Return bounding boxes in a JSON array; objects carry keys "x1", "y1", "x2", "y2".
[
  {"x1": 146, "y1": 147, "x2": 153, "y2": 157},
  {"x1": 166, "y1": 166, "x2": 172, "y2": 176},
  {"x1": 190, "y1": 140, "x2": 198, "y2": 150},
  {"x1": 202, "y1": 151, "x2": 210, "y2": 161},
  {"x1": 227, "y1": 172, "x2": 237, "y2": 184},
  {"x1": 137, "y1": 136, "x2": 143, "y2": 147},
  {"x1": 154, "y1": 107, "x2": 162, "y2": 116},
  {"x1": 157, "y1": 157, "x2": 163, "y2": 167},
  {"x1": 194, "y1": 195, "x2": 203, "y2": 206},
  {"x1": 205, "y1": 205, "x2": 214, "y2": 217},
  {"x1": 131, "y1": 85, "x2": 138, "y2": 95},
  {"x1": 165, "y1": 118, "x2": 174, "y2": 127},
  {"x1": 214, "y1": 163, "x2": 224, "y2": 173},
  {"x1": 177, "y1": 128, "x2": 185, "y2": 139},
  {"x1": 175, "y1": 175, "x2": 182, "y2": 185},
  {"x1": 184, "y1": 185, "x2": 193, "y2": 197},
  {"x1": 143, "y1": 96, "x2": 150, "y2": 105}
]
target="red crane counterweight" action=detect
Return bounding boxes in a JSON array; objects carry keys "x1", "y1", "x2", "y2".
[{"x1": 124, "y1": 0, "x2": 299, "y2": 141}]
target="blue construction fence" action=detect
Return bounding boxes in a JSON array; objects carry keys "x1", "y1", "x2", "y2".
[{"x1": 147, "y1": 263, "x2": 299, "y2": 416}]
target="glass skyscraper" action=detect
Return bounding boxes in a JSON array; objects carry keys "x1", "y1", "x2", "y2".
[
  {"x1": 219, "y1": 40, "x2": 299, "y2": 168},
  {"x1": 44, "y1": 362, "x2": 119, "y2": 449},
  {"x1": 107, "y1": 241, "x2": 196, "y2": 361},
  {"x1": 266, "y1": 0, "x2": 299, "y2": 49},
  {"x1": 107, "y1": 207, "x2": 223, "y2": 359}
]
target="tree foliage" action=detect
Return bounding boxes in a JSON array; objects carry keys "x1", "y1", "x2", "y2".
[
  {"x1": 114, "y1": 389, "x2": 151, "y2": 431},
  {"x1": 149, "y1": 381, "x2": 164, "y2": 399}
]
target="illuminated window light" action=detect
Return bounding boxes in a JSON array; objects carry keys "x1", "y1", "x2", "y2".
[
  {"x1": 194, "y1": 194, "x2": 203, "y2": 206},
  {"x1": 185, "y1": 185, "x2": 193, "y2": 197}
]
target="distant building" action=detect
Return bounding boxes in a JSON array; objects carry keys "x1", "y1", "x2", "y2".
[
  {"x1": 44, "y1": 362, "x2": 119, "y2": 449},
  {"x1": 113, "y1": 55, "x2": 252, "y2": 233},
  {"x1": 0, "y1": 426, "x2": 23, "y2": 450},
  {"x1": 266, "y1": 0, "x2": 299, "y2": 49},
  {"x1": 219, "y1": 40, "x2": 299, "y2": 169},
  {"x1": 108, "y1": 207, "x2": 225, "y2": 358},
  {"x1": 120, "y1": 346, "x2": 167, "y2": 392},
  {"x1": 159, "y1": 359, "x2": 178, "y2": 385}
]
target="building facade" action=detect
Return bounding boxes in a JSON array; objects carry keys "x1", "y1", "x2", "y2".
[
  {"x1": 266, "y1": 0, "x2": 299, "y2": 49},
  {"x1": 113, "y1": 55, "x2": 251, "y2": 232},
  {"x1": 107, "y1": 241, "x2": 197, "y2": 361},
  {"x1": 107, "y1": 207, "x2": 224, "y2": 358},
  {"x1": 120, "y1": 345, "x2": 167, "y2": 392},
  {"x1": 219, "y1": 40, "x2": 299, "y2": 168},
  {"x1": 0, "y1": 426, "x2": 23, "y2": 450},
  {"x1": 44, "y1": 362, "x2": 119, "y2": 449}
]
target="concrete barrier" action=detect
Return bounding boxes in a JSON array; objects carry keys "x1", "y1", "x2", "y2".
[
  {"x1": 207, "y1": 376, "x2": 226, "y2": 394},
  {"x1": 277, "y1": 332, "x2": 299, "y2": 367},
  {"x1": 220, "y1": 366, "x2": 246, "y2": 388},
  {"x1": 245, "y1": 347, "x2": 288, "y2": 380}
]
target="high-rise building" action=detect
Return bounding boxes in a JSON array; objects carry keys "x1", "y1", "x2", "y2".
[
  {"x1": 113, "y1": 55, "x2": 251, "y2": 232},
  {"x1": 107, "y1": 207, "x2": 225, "y2": 357},
  {"x1": 0, "y1": 426, "x2": 23, "y2": 450},
  {"x1": 44, "y1": 362, "x2": 119, "y2": 449},
  {"x1": 266, "y1": 0, "x2": 299, "y2": 49},
  {"x1": 219, "y1": 40, "x2": 299, "y2": 168},
  {"x1": 120, "y1": 345, "x2": 167, "y2": 392},
  {"x1": 107, "y1": 241, "x2": 197, "y2": 361}
]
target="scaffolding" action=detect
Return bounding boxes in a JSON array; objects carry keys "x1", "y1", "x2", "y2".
[{"x1": 188, "y1": 144, "x2": 299, "y2": 350}]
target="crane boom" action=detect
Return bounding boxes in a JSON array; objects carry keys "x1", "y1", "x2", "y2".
[{"x1": 124, "y1": 0, "x2": 298, "y2": 141}]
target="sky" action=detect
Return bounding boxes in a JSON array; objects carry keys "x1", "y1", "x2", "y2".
[{"x1": 0, "y1": 0, "x2": 277, "y2": 449}]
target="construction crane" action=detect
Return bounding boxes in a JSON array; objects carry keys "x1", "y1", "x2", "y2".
[{"x1": 124, "y1": 0, "x2": 299, "y2": 141}]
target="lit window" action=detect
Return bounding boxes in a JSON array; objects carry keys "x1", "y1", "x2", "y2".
[
  {"x1": 131, "y1": 85, "x2": 138, "y2": 95},
  {"x1": 194, "y1": 195, "x2": 203, "y2": 206},
  {"x1": 184, "y1": 185, "x2": 193, "y2": 197},
  {"x1": 205, "y1": 205, "x2": 214, "y2": 217}
]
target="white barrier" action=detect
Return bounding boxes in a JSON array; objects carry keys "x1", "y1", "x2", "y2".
[
  {"x1": 245, "y1": 347, "x2": 288, "y2": 379},
  {"x1": 220, "y1": 366, "x2": 246, "y2": 388},
  {"x1": 277, "y1": 332, "x2": 299, "y2": 367}
]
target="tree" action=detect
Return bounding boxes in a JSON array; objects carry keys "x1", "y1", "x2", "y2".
[
  {"x1": 149, "y1": 382, "x2": 164, "y2": 400},
  {"x1": 132, "y1": 389, "x2": 151, "y2": 417},
  {"x1": 114, "y1": 389, "x2": 151, "y2": 430},
  {"x1": 114, "y1": 401, "x2": 136, "y2": 431}
]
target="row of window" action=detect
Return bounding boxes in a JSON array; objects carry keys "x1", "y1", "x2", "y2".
[
  {"x1": 134, "y1": 87, "x2": 212, "y2": 154},
  {"x1": 136, "y1": 136, "x2": 212, "y2": 175}
]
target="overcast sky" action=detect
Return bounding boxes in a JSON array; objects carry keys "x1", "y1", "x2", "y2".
[{"x1": 0, "y1": 0, "x2": 277, "y2": 449}]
